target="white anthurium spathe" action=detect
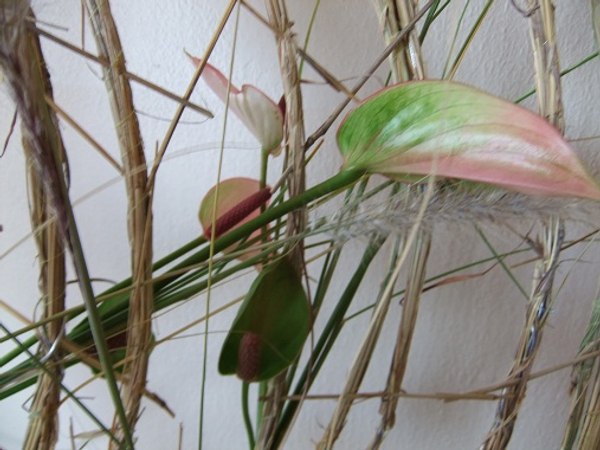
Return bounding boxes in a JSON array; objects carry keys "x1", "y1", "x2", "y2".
[{"x1": 189, "y1": 54, "x2": 284, "y2": 154}]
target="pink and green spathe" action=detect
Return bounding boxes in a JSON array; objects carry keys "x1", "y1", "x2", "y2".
[{"x1": 337, "y1": 81, "x2": 600, "y2": 200}]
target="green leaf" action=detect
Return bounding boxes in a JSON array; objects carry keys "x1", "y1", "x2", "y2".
[
  {"x1": 219, "y1": 258, "x2": 310, "y2": 381},
  {"x1": 337, "y1": 81, "x2": 600, "y2": 199}
]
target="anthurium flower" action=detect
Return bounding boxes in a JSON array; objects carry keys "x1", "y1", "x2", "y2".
[
  {"x1": 188, "y1": 54, "x2": 284, "y2": 154},
  {"x1": 199, "y1": 177, "x2": 271, "y2": 261},
  {"x1": 219, "y1": 258, "x2": 310, "y2": 381},
  {"x1": 337, "y1": 81, "x2": 600, "y2": 199}
]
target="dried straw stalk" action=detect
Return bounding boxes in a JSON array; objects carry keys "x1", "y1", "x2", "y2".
[
  {"x1": 315, "y1": 235, "x2": 394, "y2": 450},
  {"x1": 317, "y1": 180, "x2": 435, "y2": 450},
  {"x1": 82, "y1": 0, "x2": 153, "y2": 444},
  {"x1": 373, "y1": 231, "x2": 430, "y2": 448},
  {"x1": 559, "y1": 5, "x2": 600, "y2": 449},
  {"x1": 1, "y1": 1, "x2": 132, "y2": 446},
  {"x1": 258, "y1": 1, "x2": 308, "y2": 447},
  {"x1": 370, "y1": 2, "x2": 430, "y2": 448},
  {"x1": 0, "y1": 6, "x2": 67, "y2": 448},
  {"x1": 0, "y1": 1, "x2": 70, "y2": 245},
  {"x1": 22, "y1": 191, "x2": 65, "y2": 450},
  {"x1": 574, "y1": 355, "x2": 600, "y2": 450},
  {"x1": 561, "y1": 288, "x2": 600, "y2": 449},
  {"x1": 6, "y1": 5, "x2": 69, "y2": 449},
  {"x1": 373, "y1": 0, "x2": 425, "y2": 81},
  {"x1": 266, "y1": 0, "x2": 307, "y2": 266},
  {"x1": 481, "y1": 1, "x2": 565, "y2": 448},
  {"x1": 314, "y1": 2, "x2": 432, "y2": 447}
]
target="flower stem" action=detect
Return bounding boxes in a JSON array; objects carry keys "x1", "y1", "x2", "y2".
[{"x1": 242, "y1": 381, "x2": 256, "y2": 449}]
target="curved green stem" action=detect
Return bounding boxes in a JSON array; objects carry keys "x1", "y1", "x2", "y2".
[
  {"x1": 256, "y1": 381, "x2": 267, "y2": 438},
  {"x1": 260, "y1": 147, "x2": 269, "y2": 242},
  {"x1": 2, "y1": 169, "x2": 365, "y2": 397},
  {"x1": 153, "y1": 169, "x2": 365, "y2": 292},
  {"x1": 75, "y1": 170, "x2": 363, "y2": 339},
  {"x1": 242, "y1": 381, "x2": 255, "y2": 449},
  {"x1": 260, "y1": 147, "x2": 269, "y2": 191}
]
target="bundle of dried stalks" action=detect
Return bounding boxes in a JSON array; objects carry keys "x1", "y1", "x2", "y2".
[
  {"x1": 0, "y1": 0, "x2": 70, "y2": 243},
  {"x1": 372, "y1": 2, "x2": 429, "y2": 448},
  {"x1": 5, "y1": 5, "x2": 69, "y2": 450},
  {"x1": 559, "y1": 4, "x2": 600, "y2": 449},
  {"x1": 313, "y1": 2, "x2": 432, "y2": 448},
  {"x1": 1, "y1": 1, "x2": 132, "y2": 446},
  {"x1": 481, "y1": 1, "x2": 565, "y2": 448},
  {"x1": 562, "y1": 287, "x2": 600, "y2": 450},
  {"x1": 373, "y1": 0, "x2": 425, "y2": 81},
  {"x1": 82, "y1": 0, "x2": 153, "y2": 445},
  {"x1": 258, "y1": 1, "x2": 308, "y2": 447},
  {"x1": 22, "y1": 180, "x2": 65, "y2": 449}
]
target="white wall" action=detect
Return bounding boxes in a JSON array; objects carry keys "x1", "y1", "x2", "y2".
[{"x1": 1, "y1": 1, "x2": 599, "y2": 449}]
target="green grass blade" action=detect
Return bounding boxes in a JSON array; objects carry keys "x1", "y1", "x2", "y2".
[
  {"x1": 515, "y1": 52, "x2": 599, "y2": 104},
  {"x1": 443, "y1": 0, "x2": 494, "y2": 80},
  {"x1": 474, "y1": 225, "x2": 528, "y2": 299},
  {"x1": 418, "y1": 0, "x2": 443, "y2": 44},
  {"x1": 272, "y1": 236, "x2": 386, "y2": 448}
]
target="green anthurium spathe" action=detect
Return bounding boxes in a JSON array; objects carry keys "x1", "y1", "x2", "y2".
[
  {"x1": 337, "y1": 81, "x2": 600, "y2": 199},
  {"x1": 219, "y1": 258, "x2": 310, "y2": 382}
]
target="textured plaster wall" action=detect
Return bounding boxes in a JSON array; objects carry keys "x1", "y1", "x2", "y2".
[{"x1": 1, "y1": 1, "x2": 599, "y2": 449}]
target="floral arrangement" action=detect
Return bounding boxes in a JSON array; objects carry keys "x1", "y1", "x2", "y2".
[{"x1": 1, "y1": 1, "x2": 600, "y2": 449}]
